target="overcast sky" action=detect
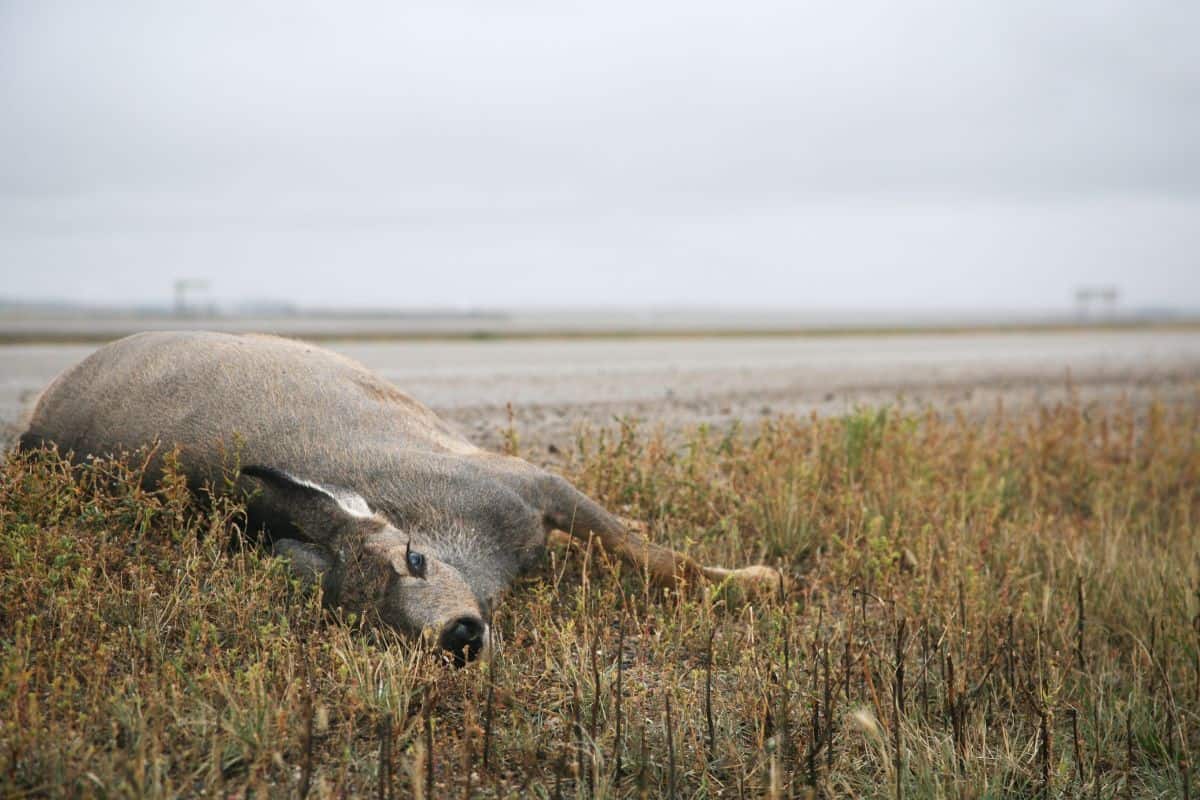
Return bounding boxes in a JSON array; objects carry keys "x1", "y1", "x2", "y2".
[{"x1": 2, "y1": 0, "x2": 1198, "y2": 311}]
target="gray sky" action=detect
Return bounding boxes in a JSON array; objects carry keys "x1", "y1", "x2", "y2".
[{"x1": 2, "y1": 0, "x2": 1198, "y2": 311}]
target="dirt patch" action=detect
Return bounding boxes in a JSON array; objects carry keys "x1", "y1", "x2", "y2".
[{"x1": 445, "y1": 368, "x2": 1200, "y2": 462}]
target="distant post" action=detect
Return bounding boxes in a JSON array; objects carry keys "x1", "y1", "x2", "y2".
[
  {"x1": 173, "y1": 279, "x2": 210, "y2": 316},
  {"x1": 1074, "y1": 286, "x2": 1120, "y2": 321}
]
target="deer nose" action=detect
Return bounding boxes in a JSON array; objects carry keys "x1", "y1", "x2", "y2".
[{"x1": 439, "y1": 616, "x2": 486, "y2": 666}]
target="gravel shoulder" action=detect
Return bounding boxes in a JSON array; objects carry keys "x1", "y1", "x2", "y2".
[{"x1": 3, "y1": 329, "x2": 1198, "y2": 452}]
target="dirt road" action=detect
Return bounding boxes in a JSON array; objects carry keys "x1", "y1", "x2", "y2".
[{"x1": 3, "y1": 329, "x2": 1198, "y2": 451}]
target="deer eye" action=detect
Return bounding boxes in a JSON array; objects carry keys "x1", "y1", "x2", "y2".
[{"x1": 404, "y1": 540, "x2": 427, "y2": 579}]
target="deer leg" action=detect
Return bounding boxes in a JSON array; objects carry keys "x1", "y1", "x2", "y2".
[{"x1": 540, "y1": 475, "x2": 784, "y2": 594}]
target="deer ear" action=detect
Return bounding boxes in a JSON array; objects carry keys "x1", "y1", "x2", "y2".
[
  {"x1": 242, "y1": 464, "x2": 374, "y2": 520},
  {"x1": 272, "y1": 538, "x2": 339, "y2": 595}
]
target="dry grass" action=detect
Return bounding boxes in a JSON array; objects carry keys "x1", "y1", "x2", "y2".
[{"x1": 2, "y1": 396, "x2": 1198, "y2": 798}]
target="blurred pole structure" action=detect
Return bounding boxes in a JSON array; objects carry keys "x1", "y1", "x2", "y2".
[
  {"x1": 174, "y1": 279, "x2": 210, "y2": 317},
  {"x1": 1074, "y1": 286, "x2": 1120, "y2": 321}
]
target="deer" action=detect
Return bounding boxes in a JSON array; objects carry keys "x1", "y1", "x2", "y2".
[{"x1": 18, "y1": 331, "x2": 781, "y2": 664}]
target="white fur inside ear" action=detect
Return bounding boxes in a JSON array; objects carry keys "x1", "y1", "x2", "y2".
[
  {"x1": 291, "y1": 474, "x2": 373, "y2": 519},
  {"x1": 330, "y1": 490, "x2": 373, "y2": 519}
]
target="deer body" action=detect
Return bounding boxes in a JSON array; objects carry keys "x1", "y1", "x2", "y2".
[{"x1": 20, "y1": 331, "x2": 778, "y2": 662}]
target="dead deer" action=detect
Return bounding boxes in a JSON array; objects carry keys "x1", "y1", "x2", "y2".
[{"x1": 19, "y1": 331, "x2": 781, "y2": 664}]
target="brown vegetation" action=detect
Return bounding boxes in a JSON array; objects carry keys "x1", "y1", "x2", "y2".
[{"x1": 2, "y1": 396, "x2": 1198, "y2": 797}]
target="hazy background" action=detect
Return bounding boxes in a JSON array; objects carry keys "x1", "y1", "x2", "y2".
[{"x1": 2, "y1": 0, "x2": 1198, "y2": 315}]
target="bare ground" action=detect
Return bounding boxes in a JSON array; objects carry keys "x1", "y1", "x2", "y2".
[{"x1": 3, "y1": 329, "x2": 1198, "y2": 454}]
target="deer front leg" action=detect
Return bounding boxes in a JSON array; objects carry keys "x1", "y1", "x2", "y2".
[{"x1": 540, "y1": 475, "x2": 785, "y2": 595}]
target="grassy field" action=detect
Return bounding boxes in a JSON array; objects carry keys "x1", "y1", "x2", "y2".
[{"x1": 2, "y1": 397, "x2": 1198, "y2": 797}]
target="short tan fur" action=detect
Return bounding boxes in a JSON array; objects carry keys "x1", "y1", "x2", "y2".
[{"x1": 20, "y1": 331, "x2": 780, "y2": 662}]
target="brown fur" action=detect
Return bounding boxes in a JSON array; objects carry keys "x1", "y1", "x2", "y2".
[{"x1": 19, "y1": 331, "x2": 781, "y2": 652}]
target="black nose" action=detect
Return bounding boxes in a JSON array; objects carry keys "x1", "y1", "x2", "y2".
[{"x1": 439, "y1": 616, "x2": 485, "y2": 665}]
